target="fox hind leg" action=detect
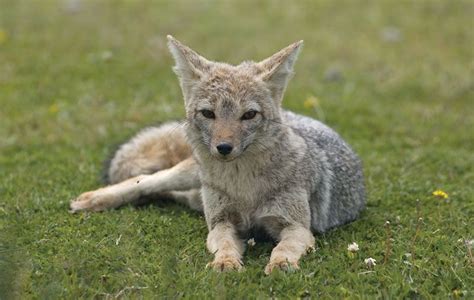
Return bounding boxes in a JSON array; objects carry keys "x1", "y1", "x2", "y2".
[{"x1": 165, "y1": 189, "x2": 203, "y2": 212}]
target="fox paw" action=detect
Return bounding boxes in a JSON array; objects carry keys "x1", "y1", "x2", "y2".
[
  {"x1": 264, "y1": 257, "x2": 299, "y2": 275},
  {"x1": 69, "y1": 190, "x2": 115, "y2": 213},
  {"x1": 207, "y1": 255, "x2": 243, "y2": 272}
]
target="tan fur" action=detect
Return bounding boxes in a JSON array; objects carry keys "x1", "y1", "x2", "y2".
[
  {"x1": 264, "y1": 226, "x2": 315, "y2": 274},
  {"x1": 108, "y1": 122, "x2": 192, "y2": 184},
  {"x1": 71, "y1": 157, "x2": 201, "y2": 212},
  {"x1": 206, "y1": 222, "x2": 244, "y2": 272}
]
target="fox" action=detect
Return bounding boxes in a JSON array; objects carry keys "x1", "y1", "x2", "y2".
[{"x1": 70, "y1": 36, "x2": 366, "y2": 274}]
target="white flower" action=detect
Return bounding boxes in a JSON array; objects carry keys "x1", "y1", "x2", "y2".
[
  {"x1": 247, "y1": 238, "x2": 256, "y2": 247},
  {"x1": 364, "y1": 257, "x2": 377, "y2": 268},
  {"x1": 465, "y1": 239, "x2": 473, "y2": 248},
  {"x1": 458, "y1": 239, "x2": 473, "y2": 247},
  {"x1": 347, "y1": 242, "x2": 359, "y2": 252}
]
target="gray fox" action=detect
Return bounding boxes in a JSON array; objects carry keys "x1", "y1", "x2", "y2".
[{"x1": 70, "y1": 36, "x2": 365, "y2": 274}]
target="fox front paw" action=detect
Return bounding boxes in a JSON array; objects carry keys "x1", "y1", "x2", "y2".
[
  {"x1": 69, "y1": 190, "x2": 117, "y2": 213},
  {"x1": 207, "y1": 255, "x2": 243, "y2": 272},
  {"x1": 264, "y1": 256, "x2": 299, "y2": 275}
]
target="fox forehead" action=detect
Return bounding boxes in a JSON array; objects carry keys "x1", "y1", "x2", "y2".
[{"x1": 193, "y1": 63, "x2": 269, "y2": 108}]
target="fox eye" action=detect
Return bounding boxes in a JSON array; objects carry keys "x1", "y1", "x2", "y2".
[
  {"x1": 241, "y1": 110, "x2": 258, "y2": 120},
  {"x1": 200, "y1": 110, "x2": 215, "y2": 119}
]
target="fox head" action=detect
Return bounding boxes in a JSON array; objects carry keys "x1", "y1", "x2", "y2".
[{"x1": 167, "y1": 35, "x2": 302, "y2": 161}]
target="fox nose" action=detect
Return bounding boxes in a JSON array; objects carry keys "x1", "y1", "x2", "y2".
[{"x1": 216, "y1": 143, "x2": 233, "y2": 156}]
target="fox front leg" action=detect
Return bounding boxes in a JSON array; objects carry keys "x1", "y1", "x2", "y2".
[
  {"x1": 264, "y1": 225, "x2": 315, "y2": 274},
  {"x1": 206, "y1": 222, "x2": 245, "y2": 272},
  {"x1": 259, "y1": 189, "x2": 315, "y2": 274}
]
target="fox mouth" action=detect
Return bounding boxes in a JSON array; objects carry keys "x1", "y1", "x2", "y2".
[
  {"x1": 210, "y1": 149, "x2": 243, "y2": 162},
  {"x1": 213, "y1": 153, "x2": 239, "y2": 162}
]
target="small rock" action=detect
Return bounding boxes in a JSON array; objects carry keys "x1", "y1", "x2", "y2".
[
  {"x1": 381, "y1": 26, "x2": 402, "y2": 43},
  {"x1": 101, "y1": 50, "x2": 113, "y2": 62},
  {"x1": 324, "y1": 66, "x2": 343, "y2": 82},
  {"x1": 63, "y1": 0, "x2": 82, "y2": 14}
]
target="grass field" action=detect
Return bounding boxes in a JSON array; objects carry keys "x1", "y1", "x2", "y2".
[{"x1": 1, "y1": 0, "x2": 473, "y2": 298}]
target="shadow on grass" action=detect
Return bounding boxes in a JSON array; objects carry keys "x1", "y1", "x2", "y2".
[{"x1": 128, "y1": 194, "x2": 371, "y2": 262}]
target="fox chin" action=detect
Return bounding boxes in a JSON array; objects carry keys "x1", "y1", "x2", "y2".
[{"x1": 70, "y1": 35, "x2": 366, "y2": 274}]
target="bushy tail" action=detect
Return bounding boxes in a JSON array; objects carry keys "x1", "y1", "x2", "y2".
[{"x1": 104, "y1": 122, "x2": 192, "y2": 184}]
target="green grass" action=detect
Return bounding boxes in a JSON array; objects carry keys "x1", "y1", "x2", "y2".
[{"x1": 1, "y1": 0, "x2": 473, "y2": 298}]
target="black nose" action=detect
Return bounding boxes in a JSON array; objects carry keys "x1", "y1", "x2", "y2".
[{"x1": 216, "y1": 143, "x2": 233, "y2": 155}]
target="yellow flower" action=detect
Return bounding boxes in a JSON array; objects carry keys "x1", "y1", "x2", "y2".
[
  {"x1": 0, "y1": 29, "x2": 8, "y2": 45},
  {"x1": 48, "y1": 103, "x2": 59, "y2": 114},
  {"x1": 432, "y1": 189, "x2": 448, "y2": 199},
  {"x1": 452, "y1": 289, "x2": 463, "y2": 298},
  {"x1": 303, "y1": 95, "x2": 319, "y2": 109}
]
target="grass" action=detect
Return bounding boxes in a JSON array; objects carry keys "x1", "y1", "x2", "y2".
[{"x1": 0, "y1": 0, "x2": 473, "y2": 298}]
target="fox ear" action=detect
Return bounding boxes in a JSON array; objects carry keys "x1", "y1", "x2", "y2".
[
  {"x1": 167, "y1": 35, "x2": 211, "y2": 99},
  {"x1": 257, "y1": 40, "x2": 303, "y2": 103}
]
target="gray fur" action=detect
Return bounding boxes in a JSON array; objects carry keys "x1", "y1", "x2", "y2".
[
  {"x1": 283, "y1": 111, "x2": 365, "y2": 233},
  {"x1": 182, "y1": 108, "x2": 365, "y2": 235}
]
